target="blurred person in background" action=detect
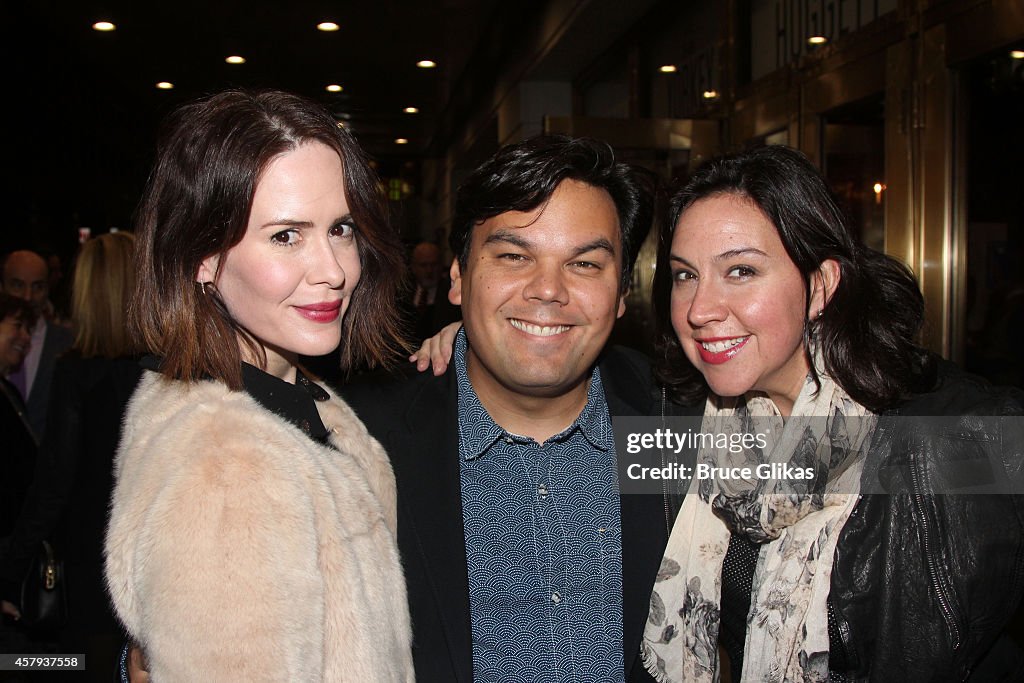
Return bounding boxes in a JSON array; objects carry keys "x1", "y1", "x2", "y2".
[
  {"x1": 0, "y1": 294, "x2": 37, "y2": 541},
  {"x1": 1, "y1": 249, "x2": 74, "y2": 437},
  {"x1": 0, "y1": 232, "x2": 141, "y2": 680},
  {"x1": 403, "y1": 241, "x2": 460, "y2": 342},
  {"x1": 45, "y1": 250, "x2": 72, "y2": 325},
  {"x1": 0, "y1": 293, "x2": 39, "y2": 656}
]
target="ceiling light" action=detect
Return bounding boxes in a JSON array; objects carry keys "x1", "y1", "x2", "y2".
[
  {"x1": 1011, "y1": 50, "x2": 1024, "y2": 59},
  {"x1": 395, "y1": 138, "x2": 409, "y2": 145},
  {"x1": 317, "y1": 22, "x2": 340, "y2": 32},
  {"x1": 659, "y1": 65, "x2": 677, "y2": 73},
  {"x1": 326, "y1": 84, "x2": 343, "y2": 93},
  {"x1": 702, "y1": 90, "x2": 719, "y2": 100},
  {"x1": 416, "y1": 60, "x2": 437, "y2": 69},
  {"x1": 403, "y1": 107, "x2": 419, "y2": 114},
  {"x1": 92, "y1": 21, "x2": 115, "y2": 31},
  {"x1": 156, "y1": 82, "x2": 174, "y2": 90},
  {"x1": 225, "y1": 55, "x2": 246, "y2": 65},
  {"x1": 808, "y1": 35, "x2": 827, "y2": 45}
]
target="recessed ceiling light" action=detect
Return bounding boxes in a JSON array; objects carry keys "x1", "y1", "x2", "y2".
[
  {"x1": 156, "y1": 82, "x2": 174, "y2": 90},
  {"x1": 326, "y1": 84, "x2": 343, "y2": 93},
  {"x1": 92, "y1": 21, "x2": 115, "y2": 31},
  {"x1": 403, "y1": 107, "x2": 419, "y2": 114},
  {"x1": 808, "y1": 35, "x2": 827, "y2": 45},
  {"x1": 702, "y1": 90, "x2": 719, "y2": 100},
  {"x1": 1011, "y1": 50, "x2": 1024, "y2": 59},
  {"x1": 225, "y1": 55, "x2": 246, "y2": 65},
  {"x1": 395, "y1": 138, "x2": 409, "y2": 144},
  {"x1": 659, "y1": 65, "x2": 677, "y2": 73},
  {"x1": 317, "y1": 22, "x2": 340, "y2": 32},
  {"x1": 416, "y1": 60, "x2": 437, "y2": 69}
]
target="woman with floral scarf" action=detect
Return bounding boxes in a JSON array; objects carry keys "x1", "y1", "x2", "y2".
[{"x1": 643, "y1": 145, "x2": 1024, "y2": 682}]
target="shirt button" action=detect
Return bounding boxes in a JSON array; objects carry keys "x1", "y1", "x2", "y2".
[
  {"x1": 504, "y1": 436, "x2": 513, "y2": 444},
  {"x1": 551, "y1": 592, "x2": 561, "y2": 603},
  {"x1": 538, "y1": 484, "x2": 548, "y2": 497}
]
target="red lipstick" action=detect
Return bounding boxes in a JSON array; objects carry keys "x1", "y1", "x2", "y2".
[
  {"x1": 695, "y1": 336, "x2": 749, "y2": 365},
  {"x1": 295, "y1": 300, "x2": 342, "y2": 323}
]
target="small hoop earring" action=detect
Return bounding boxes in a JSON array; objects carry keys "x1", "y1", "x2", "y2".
[{"x1": 199, "y1": 281, "x2": 211, "y2": 295}]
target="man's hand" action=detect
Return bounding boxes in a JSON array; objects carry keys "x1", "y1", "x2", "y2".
[{"x1": 409, "y1": 321, "x2": 461, "y2": 375}]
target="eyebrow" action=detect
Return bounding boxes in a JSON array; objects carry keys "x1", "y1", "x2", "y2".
[
  {"x1": 259, "y1": 214, "x2": 353, "y2": 230},
  {"x1": 483, "y1": 229, "x2": 617, "y2": 258},
  {"x1": 669, "y1": 246, "x2": 768, "y2": 267}
]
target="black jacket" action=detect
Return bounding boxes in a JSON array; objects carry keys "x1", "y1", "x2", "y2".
[
  {"x1": 830, "y1": 360, "x2": 1024, "y2": 681},
  {"x1": 0, "y1": 353, "x2": 141, "y2": 635},
  {"x1": 343, "y1": 347, "x2": 690, "y2": 683},
  {"x1": 0, "y1": 378, "x2": 36, "y2": 545}
]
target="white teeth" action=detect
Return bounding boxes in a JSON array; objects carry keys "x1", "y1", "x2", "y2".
[
  {"x1": 700, "y1": 337, "x2": 746, "y2": 353},
  {"x1": 510, "y1": 319, "x2": 570, "y2": 337}
]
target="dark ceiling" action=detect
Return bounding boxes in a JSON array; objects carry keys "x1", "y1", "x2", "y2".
[
  {"x1": 7, "y1": 0, "x2": 532, "y2": 254},
  {"x1": 7, "y1": 0, "x2": 667, "y2": 256}
]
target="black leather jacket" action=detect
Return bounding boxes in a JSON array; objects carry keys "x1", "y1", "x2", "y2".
[{"x1": 830, "y1": 361, "x2": 1024, "y2": 681}]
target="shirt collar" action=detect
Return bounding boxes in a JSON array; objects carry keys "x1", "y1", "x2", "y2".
[
  {"x1": 140, "y1": 356, "x2": 330, "y2": 442},
  {"x1": 453, "y1": 327, "x2": 612, "y2": 461}
]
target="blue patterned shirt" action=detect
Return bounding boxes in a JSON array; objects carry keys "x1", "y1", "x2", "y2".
[{"x1": 455, "y1": 329, "x2": 625, "y2": 683}]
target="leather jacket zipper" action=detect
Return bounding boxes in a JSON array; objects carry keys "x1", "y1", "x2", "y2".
[{"x1": 909, "y1": 451, "x2": 962, "y2": 651}]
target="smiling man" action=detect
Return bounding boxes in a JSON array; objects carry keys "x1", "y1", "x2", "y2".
[{"x1": 345, "y1": 136, "x2": 675, "y2": 683}]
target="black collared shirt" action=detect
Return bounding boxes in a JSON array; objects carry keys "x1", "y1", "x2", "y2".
[{"x1": 140, "y1": 357, "x2": 331, "y2": 444}]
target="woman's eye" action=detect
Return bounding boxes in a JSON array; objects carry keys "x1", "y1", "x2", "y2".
[
  {"x1": 330, "y1": 222, "x2": 355, "y2": 239},
  {"x1": 673, "y1": 269, "x2": 696, "y2": 283},
  {"x1": 270, "y1": 229, "x2": 299, "y2": 246},
  {"x1": 727, "y1": 265, "x2": 756, "y2": 278}
]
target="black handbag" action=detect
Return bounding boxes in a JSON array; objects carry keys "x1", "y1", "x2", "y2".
[{"x1": 19, "y1": 540, "x2": 67, "y2": 632}]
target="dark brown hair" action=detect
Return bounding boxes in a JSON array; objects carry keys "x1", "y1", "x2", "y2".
[
  {"x1": 654, "y1": 145, "x2": 932, "y2": 411},
  {"x1": 0, "y1": 293, "x2": 37, "y2": 329},
  {"x1": 132, "y1": 89, "x2": 406, "y2": 389},
  {"x1": 0, "y1": 293, "x2": 37, "y2": 375}
]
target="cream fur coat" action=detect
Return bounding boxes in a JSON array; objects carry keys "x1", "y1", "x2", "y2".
[{"x1": 105, "y1": 371, "x2": 413, "y2": 682}]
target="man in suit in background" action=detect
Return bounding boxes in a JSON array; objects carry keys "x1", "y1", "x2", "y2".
[
  {"x1": 405, "y1": 241, "x2": 461, "y2": 342},
  {"x1": 346, "y1": 135, "x2": 675, "y2": 683},
  {"x1": 1, "y1": 249, "x2": 74, "y2": 437}
]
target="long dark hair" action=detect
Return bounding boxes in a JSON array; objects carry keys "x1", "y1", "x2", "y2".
[
  {"x1": 132, "y1": 89, "x2": 406, "y2": 389},
  {"x1": 653, "y1": 145, "x2": 932, "y2": 411}
]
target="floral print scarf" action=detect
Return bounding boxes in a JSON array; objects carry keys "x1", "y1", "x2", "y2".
[{"x1": 642, "y1": 369, "x2": 875, "y2": 683}]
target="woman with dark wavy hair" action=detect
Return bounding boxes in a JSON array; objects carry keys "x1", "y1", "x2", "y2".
[
  {"x1": 642, "y1": 145, "x2": 1024, "y2": 682},
  {"x1": 104, "y1": 90, "x2": 412, "y2": 681}
]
